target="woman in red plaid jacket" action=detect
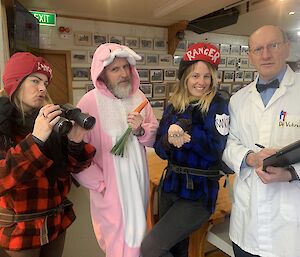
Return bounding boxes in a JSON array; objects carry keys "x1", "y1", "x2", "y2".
[{"x1": 0, "y1": 52, "x2": 96, "y2": 257}]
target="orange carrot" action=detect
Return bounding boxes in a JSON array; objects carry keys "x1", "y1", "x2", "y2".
[{"x1": 133, "y1": 99, "x2": 148, "y2": 113}]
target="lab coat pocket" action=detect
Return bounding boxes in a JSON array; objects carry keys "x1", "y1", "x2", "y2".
[
  {"x1": 232, "y1": 176, "x2": 251, "y2": 211},
  {"x1": 279, "y1": 184, "x2": 299, "y2": 223}
]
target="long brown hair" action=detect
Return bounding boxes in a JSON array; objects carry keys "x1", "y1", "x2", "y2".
[{"x1": 169, "y1": 61, "x2": 218, "y2": 114}]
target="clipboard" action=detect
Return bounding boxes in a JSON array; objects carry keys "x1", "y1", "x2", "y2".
[{"x1": 263, "y1": 139, "x2": 300, "y2": 171}]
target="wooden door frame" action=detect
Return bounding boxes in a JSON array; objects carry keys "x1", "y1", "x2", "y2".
[{"x1": 39, "y1": 49, "x2": 73, "y2": 103}]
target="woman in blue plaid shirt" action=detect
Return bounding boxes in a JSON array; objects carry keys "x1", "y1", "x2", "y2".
[{"x1": 141, "y1": 43, "x2": 230, "y2": 257}]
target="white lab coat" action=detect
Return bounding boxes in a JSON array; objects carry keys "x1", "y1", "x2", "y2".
[{"x1": 223, "y1": 66, "x2": 300, "y2": 257}]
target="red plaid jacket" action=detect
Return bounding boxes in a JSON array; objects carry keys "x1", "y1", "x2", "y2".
[{"x1": 0, "y1": 134, "x2": 95, "y2": 250}]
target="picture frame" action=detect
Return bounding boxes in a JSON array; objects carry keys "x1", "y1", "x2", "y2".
[
  {"x1": 136, "y1": 52, "x2": 146, "y2": 65},
  {"x1": 73, "y1": 88, "x2": 86, "y2": 105},
  {"x1": 72, "y1": 67, "x2": 90, "y2": 80},
  {"x1": 137, "y1": 69, "x2": 149, "y2": 82},
  {"x1": 150, "y1": 69, "x2": 163, "y2": 82},
  {"x1": 164, "y1": 68, "x2": 177, "y2": 81},
  {"x1": 219, "y1": 83, "x2": 232, "y2": 94},
  {"x1": 109, "y1": 35, "x2": 124, "y2": 45},
  {"x1": 223, "y1": 70, "x2": 235, "y2": 82},
  {"x1": 253, "y1": 71, "x2": 259, "y2": 80},
  {"x1": 86, "y1": 83, "x2": 95, "y2": 92},
  {"x1": 153, "y1": 39, "x2": 167, "y2": 50},
  {"x1": 226, "y1": 57, "x2": 237, "y2": 68},
  {"x1": 71, "y1": 50, "x2": 88, "y2": 63},
  {"x1": 231, "y1": 84, "x2": 243, "y2": 94},
  {"x1": 176, "y1": 40, "x2": 187, "y2": 51},
  {"x1": 153, "y1": 83, "x2": 166, "y2": 98},
  {"x1": 220, "y1": 44, "x2": 230, "y2": 55},
  {"x1": 230, "y1": 45, "x2": 240, "y2": 56},
  {"x1": 219, "y1": 57, "x2": 227, "y2": 68},
  {"x1": 235, "y1": 71, "x2": 244, "y2": 82},
  {"x1": 173, "y1": 55, "x2": 183, "y2": 66},
  {"x1": 125, "y1": 36, "x2": 140, "y2": 49},
  {"x1": 244, "y1": 71, "x2": 254, "y2": 82},
  {"x1": 239, "y1": 58, "x2": 249, "y2": 68},
  {"x1": 140, "y1": 38, "x2": 153, "y2": 50},
  {"x1": 241, "y1": 45, "x2": 249, "y2": 56},
  {"x1": 140, "y1": 83, "x2": 153, "y2": 98},
  {"x1": 93, "y1": 33, "x2": 107, "y2": 46},
  {"x1": 167, "y1": 82, "x2": 177, "y2": 97},
  {"x1": 74, "y1": 32, "x2": 92, "y2": 46},
  {"x1": 88, "y1": 50, "x2": 95, "y2": 63},
  {"x1": 217, "y1": 70, "x2": 223, "y2": 83},
  {"x1": 150, "y1": 100, "x2": 165, "y2": 120},
  {"x1": 159, "y1": 54, "x2": 172, "y2": 66},
  {"x1": 146, "y1": 54, "x2": 159, "y2": 65}
]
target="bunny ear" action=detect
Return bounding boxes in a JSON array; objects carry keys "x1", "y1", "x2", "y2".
[
  {"x1": 121, "y1": 45, "x2": 142, "y2": 61},
  {"x1": 95, "y1": 44, "x2": 111, "y2": 61}
]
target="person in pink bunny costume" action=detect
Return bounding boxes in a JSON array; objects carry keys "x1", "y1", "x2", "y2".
[{"x1": 73, "y1": 43, "x2": 158, "y2": 257}]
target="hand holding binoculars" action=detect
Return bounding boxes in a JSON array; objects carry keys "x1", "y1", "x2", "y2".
[{"x1": 53, "y1": 103, "x2": 96, "y2": 135}]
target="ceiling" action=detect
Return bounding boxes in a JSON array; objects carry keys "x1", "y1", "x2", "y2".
[{"x1": 18, "y1": 0, "x2": 300, "y2": 37}]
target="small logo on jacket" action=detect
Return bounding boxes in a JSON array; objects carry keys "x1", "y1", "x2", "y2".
[
  {"x1": 279, "y1": 110, "x2": 286, "y2": 122},
  {"x1": 215, "y1": 114, "x2": 230, "y2": 136}
]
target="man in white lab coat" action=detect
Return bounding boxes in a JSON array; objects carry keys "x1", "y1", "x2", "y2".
[{"x1": 223, "y1": 25, "x2": 300, "y2": 257}]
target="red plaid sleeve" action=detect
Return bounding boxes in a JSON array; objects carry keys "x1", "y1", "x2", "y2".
[{"x1": 0, "y1": 135, "x2": 53, "y2": 195}]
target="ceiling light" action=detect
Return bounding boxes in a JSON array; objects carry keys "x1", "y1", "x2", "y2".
[
  {"x1": 289, "y1": 11, "x2": 295, "y2": 15},
  {"x1": 153, "y1": 0, "x2": 195, "y2": 18}
]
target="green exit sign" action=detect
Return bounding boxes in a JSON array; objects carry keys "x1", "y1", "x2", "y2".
[{"x1": 30, "y1": 11, "x2": 56, "y2": 26}]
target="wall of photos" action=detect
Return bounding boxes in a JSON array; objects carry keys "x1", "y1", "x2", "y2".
[{"x1": 38, "y1": 17, "x2": 298, "y2": 119}]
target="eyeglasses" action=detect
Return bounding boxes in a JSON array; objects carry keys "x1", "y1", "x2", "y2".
[{"x1": 249, "y1": 42, "x2": 286, "y2": 55}]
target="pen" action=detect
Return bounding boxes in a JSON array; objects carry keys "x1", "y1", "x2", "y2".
[{"x1": 255, "y1": 143, "x2": 265, "y2": 149}]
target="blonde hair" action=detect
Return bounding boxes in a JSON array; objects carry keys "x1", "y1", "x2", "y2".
[{"x1": 169, "y1": 61, "x2": 217, "y2": 114}]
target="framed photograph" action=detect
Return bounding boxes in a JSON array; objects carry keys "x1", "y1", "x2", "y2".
[
  {"x1": 226, "y1": 57, "x2": 237, "y2": 68},
  {"x1": 125, "y1": 37, "x2": 139, "y2": 49},
  {"x1": 239, "y1": 58, "x2": 249, "y2": 68},
  {"x1": 150, "y1": 69, "x2": 163, "y2": 82},
  {"x1": 231, "y1": 84, "x2": 243, "y2": 94},
  {"x1": 223, "y1": 70, "x2": 235, "y2": 82},
  {"x1": 146, "y1": 54, "x2": 159, "y2": 65},
  {"x1": 93, "y1": 34, "x2": 107, "y2": 46},
  {"x1": 74, "y1": 32, "x2": 92, "y2": 46},
  {"x1": 254, "y1": 71, "x2": 259, "y2": 79},
  {"x1": 230, "y1": 45, "x2": 240, "y2": 56},
  {"x1": 217, "y1": 70, "x2": 223, "y2": 83},
  {"x1": 244, "y1": 71, "x2": 254, "y2": 82},
  {"x1": 219, "y1": 57, "x2": 227, "y2": 68},
  {"x1": 220, "y1": 44, "x2": 230, "y2": 55},
  {"x1": 173, "y1": 55, "x2": 183, "y2": 66},
  {"x1": 140, "y1": 83, "x2": 152, "y2": 98},
  {"x1": 159, "y1": 54, "x2": 172, "y2": 66},
  {"x1": 153, "y1": 83, "x2": 167, "y2": 98},
  {"x1": 86, "y1": 83, "x2": 95, "y2": 92},
  {"x1": 235, "y1": 71, "x2": 244, "y2": 82},
  {"x1": 88, "y1": 50, "x2": 95, "y2": 63},
  {"x1": 150, "y1": 100, "x2": 165, "y2": 120},
  {"x1": 73, "y1": 88, "x2": 86, "y2": 105},
  {"x1": 137, "y1": 69, "x2": 149, "y2": 82},
  {"x1": 109, "y1": 35, "x2": 123, "y2": 45},
  {"x1": 72, "y1": 67, "x2": 90, "y2": 80},
  {"x1": 219, "y1": 83, "x2": 232, "y2": 94},
  {"x1": 154, "y1": 39, "x2": 167, "y2": 50},
  {"x1": 176, "y1": 40, "x2": 187, "y2": 51},
  {"x1": 71, "y1": 50, "x2": 88, "y2": 63},
  {"x1": 167, "y1": 82, "x2": 177, "y2": 97},
  {"x1": 136, "y1": 52, "x2": 146, "y2": 65},
  {"x1": 164, "y1": 69, "x2": 177, "y2": 81},
  {"x1": 241, "y1": 45, "x2": 249, "y2": 56},
  {"x1": 140, "y1": 38, "x2": 153, "y2": 50}
]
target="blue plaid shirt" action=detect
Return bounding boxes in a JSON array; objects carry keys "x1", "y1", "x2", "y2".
[{"x1": 154, "y1": 93, "x2": 229, "y2": 213}]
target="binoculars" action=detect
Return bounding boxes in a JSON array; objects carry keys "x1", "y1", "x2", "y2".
[{"x1": 54, "y1": 103, "x2": 96, "y2": 135}]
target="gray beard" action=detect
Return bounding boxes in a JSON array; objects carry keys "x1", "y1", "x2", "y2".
[{"x1": 107, "y1": 82, "x2": 132, "y2": 99}]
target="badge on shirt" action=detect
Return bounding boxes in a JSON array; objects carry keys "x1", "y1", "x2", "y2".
[{"x1": 215, "y1": 114, "x2": 230, "y2": 136}]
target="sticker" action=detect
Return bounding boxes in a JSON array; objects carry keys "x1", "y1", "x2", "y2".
[{"x1": 215, "y1": 113, "x2": 230, "y2": 135}]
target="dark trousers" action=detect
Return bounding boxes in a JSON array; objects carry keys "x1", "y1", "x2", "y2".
[
  {"x1": 0, "y1": 231, "x2": 66, "y2": 257},
  {"x1": 141, "y1": 191, "x2": 210, "y2": 257},
  {"x1": 233, "y1": 242, "x2": 260, "y2": 257}
]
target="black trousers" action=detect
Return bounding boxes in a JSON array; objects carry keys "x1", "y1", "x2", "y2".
[
  {"x1": 141, "y1": 191, "x2": 210, "y2": 257},
  {"x1": 233, "y1": 242, "x2": 260, "y2": 257}
]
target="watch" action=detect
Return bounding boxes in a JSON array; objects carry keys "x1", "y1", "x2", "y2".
[{"x1": 133, "y1": 127, "x2": 145, "y2": 137}]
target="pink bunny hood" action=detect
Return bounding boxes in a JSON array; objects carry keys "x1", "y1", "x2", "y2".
[{"x1": 90, "y1": 43, "x2": 142, "y2": 97}]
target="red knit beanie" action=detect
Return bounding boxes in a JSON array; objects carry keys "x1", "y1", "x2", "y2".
[
  {"x1": 2, "y1": 52, "x2": 53, "y2": 97},
  {"x1": 178, "y1": 43, "x2": 220, "y2": 80}
]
